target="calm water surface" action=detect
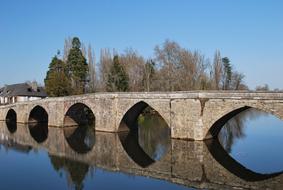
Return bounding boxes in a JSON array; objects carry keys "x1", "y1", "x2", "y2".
[
  {"x1": 218, "y1": 108, "x2": 283, "y2": 174},
  {"x1": 1, "y1": 107, "x2": 283, "y2": 189}
]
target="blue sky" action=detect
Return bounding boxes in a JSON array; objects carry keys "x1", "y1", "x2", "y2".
[{"x1": 0, "y1": 0, "x2": 282, "y2": 89}]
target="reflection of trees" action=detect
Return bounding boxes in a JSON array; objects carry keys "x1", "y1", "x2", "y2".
[
  {"x1": 137, "y1": 111, "x2": 171, "y2": 161},
  {"x1": 118, "y1": 109, "x2": 170, "y2": 167},
  {"x1": 206, "y1": 139, "x2": 283, "y2": 181},
  {"x1": 119, "y1": 131, "x2": 155, "y2": 168},
  {"x1": 218, "y1": 108, "x2": 268, "y2": 153},
  {"x1": 49, "y1": 154, "x2": 91, "y2": 190}
]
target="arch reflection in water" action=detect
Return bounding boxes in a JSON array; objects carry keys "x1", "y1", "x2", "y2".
[
  {"x1": 1, "y1": 120, "x2": 283, "y2": 190},
  {"x1": 138, "y1": 112, "x2": 171, "y2": 161},
  {"x1": 6, "y1": 121, "x2": 17, "y2": 133},
  {"x1": 5, "y1": 109, "x2": 17, "y2": 133},
  {"x1": 119, "y1": 102, "x2": 171, "y2": 167},
  {"x1": 28, "y1": 122, "x2": 48, "y2": 143},
  {"x1": 63, "y1": 103, "x2": 96, "y2": 154},
  {"x1": 64, "y1": 125, "x2": 96, "y2": 154},
  {"x1": 28, "y1": 106, "x2": 48, "y2": 143},
  {"x1": 217, "y1": 107, "x2": 283, "y2": 174},
  {"x1": 205, "y1": 139, "x2": 283, "y2": 182}
]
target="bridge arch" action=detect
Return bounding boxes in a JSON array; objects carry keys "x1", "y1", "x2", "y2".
[
  {"x1": 119, "y1": 100, "x2": 169, "y2": 131},
  {"x1": 28, "y1": 105, "x2": 49, "y2": 124},
  {"x1": 63, "y1": 102, "x2": 95, "y2": 127},
  {"x1": 118, "y1": 100, "x2": 171, "y2": 167},
  {"x1": 5, "y1": 109, "x2": 17, "y2": 133},
  {"x1": 63, "y1": 102, "x2": 96, "y2": 154},
  {"x1": 204, "y1": 103, "x2": 283, "y2": 139},
  {"x1": 28, "y1": 105, "x2": 49, "y2": 143},
  {"x1": 6, "y1": 108, "x2": 17, "y2": 122}
]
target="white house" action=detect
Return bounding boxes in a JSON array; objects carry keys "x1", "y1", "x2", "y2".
[{"x1": 0, "y1": 82, "x2": 47, "y2": 105}]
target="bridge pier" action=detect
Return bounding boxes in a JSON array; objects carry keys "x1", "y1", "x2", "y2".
[{"x1": 171, "y1": 99, "x2": 203, "y2": 140}]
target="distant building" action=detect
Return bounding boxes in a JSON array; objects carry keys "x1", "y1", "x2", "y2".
[{"x1": 0, "y1": 82, "x2": 47, "y2": 105}]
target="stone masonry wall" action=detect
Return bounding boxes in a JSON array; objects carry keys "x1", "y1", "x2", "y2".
[{"x1": 0, "y1": 92, "x2": 283, "y2": 140}]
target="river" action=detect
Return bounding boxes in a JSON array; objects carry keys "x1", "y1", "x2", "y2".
[{"x1": 0, "y1": 107, "x2": 283, "y2": 189}]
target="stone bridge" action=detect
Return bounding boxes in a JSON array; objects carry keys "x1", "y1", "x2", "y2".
[
  {"x1": 0, "y1": 92, "x2": 283, "y2": 140},
  {"x1": 0, "y1": 122, "x2": 282, "y2": 190}
]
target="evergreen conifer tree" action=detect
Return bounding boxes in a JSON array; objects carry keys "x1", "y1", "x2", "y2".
[
  {"x1": 222, "y1": 57, "x2": 232, "y2": 90},
  {"x1": 44, "y1": 56, "x2": 71, "y2": 97},
  {"x1": 67, "y1": 37, "x2": 88, "y2": 94}
]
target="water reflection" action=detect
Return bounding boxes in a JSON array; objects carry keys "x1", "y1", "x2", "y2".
[
  {"x1": 0, "y1": 137, "x2": 32, "y2": 154},
  {"x1": 64, "y1": 125, "x2": 95, "y2": 154},
  {"x1": 205, "y1": 138, "x2": 283, "y2": 182},
  {"x1": 49, "y1": 154, "x2": 91, "y2": 190},
  {"x1": 119, "y1": 131, "x2": 155, "y2": 168},
  {"x1": 218, "y1": 108, "x2": 283, "y2": 174},
  {"x1": 1, "y1": 121, "x2": 283, "y2": 190},
  {"x1": 6, "y1": 120, "x2": 17, "y2": 133},
  {"x1": 137, "y1": 113, "x2": 171, "y2": 161},
  {"x1": 28, "y1": 122, "x2": 48, "y2": 143},
  {"x1": 218, "y1": 108, "x2": 267, "y2": 153}
]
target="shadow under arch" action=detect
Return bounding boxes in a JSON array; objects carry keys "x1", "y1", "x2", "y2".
[
  {"x1": 120, "y1": 101, "x2": 149, "y2": 131},
  {"x1": 63, "y1": 103, "x2": 96, "y2": 154},
  {"x1": 5, "y1": 109, "x2": 17, "y2": 133},
  {"x1": 118, "y1": 131, "x2": 155, "y2": 168},
  {"x1": 206, "y1": 106, "x2": 251, "y2": 139},
  {"x1": 28, "y1": 105, "x2": 48, "y2": 123},
  {"x1": 120, "y1": 101, "x2": 168, "y2": 131},
  {"x1": 205, "y1": 138, "x2": 283, "y2": 182},
  {"x1": 64, "y1": 103, "x2": 95, "y2": 126},
  {"x1": 28, "y1": 105, "x2": 48, "y2": 143}
]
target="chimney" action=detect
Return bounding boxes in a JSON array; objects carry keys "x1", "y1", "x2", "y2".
[{"x1": 30, "y1": 81, "x2": 38, "y2": 91}]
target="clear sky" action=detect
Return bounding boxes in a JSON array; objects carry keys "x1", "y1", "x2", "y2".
[{"x1": 0, "y1": 0, "x2": 282, "y2": 89}]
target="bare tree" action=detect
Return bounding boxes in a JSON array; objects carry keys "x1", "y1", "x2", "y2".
[
  {"x1": 143, "y1": 59, "x2": 155, "y2": 92},
  {"x1": 154, "y1": 40, "x2": 183, "y2": 91},
  {"x1": 255, "y1": 84, "x2": 269, "y2": 91},
  {"x1": 154, "y1": 41, "x2": 222, "y2": 91},
  {"x1": 178, "y1": 50, "x2": 209, "y2": 90},
  {"x1": 231, "y1": 71, "x2": 246, "y2": 90},
  {"x1": 87, "y1": 44, "x2": 96, "y2": 92},
  {"x1": 58, "y1": 38, "x2": 248, "y2": 92},
  {"x1": 98, "y1": 48, "x2": 112, "y2": 91},
  {"x1": 177, "y1": 49, "x2": 195, "y2": 90},
  {"x1": 120, "y1": 49, "x2": 145, "y2": 91},
  {"x1": 81, "y1": 43, "x2": 87, "y2": 58},
  {"x1": 63, "y1": 37, "x2": 72, "y2": 62},
  {"x1": 193, "y1": 52, "x2": 212, "y2": 90},
  {"x1": 212, "y1": 50, "x2": 223, "y2": 90}
]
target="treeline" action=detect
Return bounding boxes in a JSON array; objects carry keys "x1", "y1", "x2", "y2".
[{"x1": 44, "y1": 37, "x2": 248, "y2": 97}]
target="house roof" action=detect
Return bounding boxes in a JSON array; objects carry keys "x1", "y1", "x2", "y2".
[{"x1": 0, "y1": 83, "x2": 47, "y2": 97}]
